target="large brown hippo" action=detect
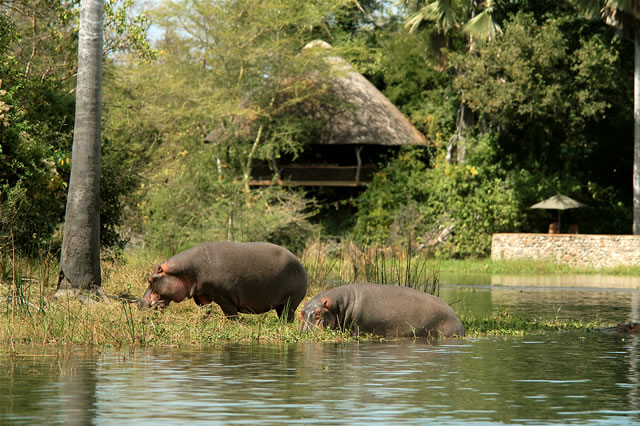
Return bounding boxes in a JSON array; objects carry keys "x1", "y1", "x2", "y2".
[
  {"x1": 300, "y1": 283, "x2": 464, "y2": 338},
  {"x1": 139, "y1": 241, "x2": 307, "y2": 322}
]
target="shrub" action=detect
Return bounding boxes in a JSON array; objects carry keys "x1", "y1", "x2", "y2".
[{"x1": 353, "y1": 138, "x2": 521, "y2": 257}]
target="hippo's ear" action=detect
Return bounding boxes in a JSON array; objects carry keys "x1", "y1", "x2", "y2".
[
  {"x1": 320, "y1": 297, "x2": 332, "y2": 310},
  {"x1": 149, "y1": 263, "x2": 169, "y2": 284},
  {"x1": 152, "y1": 263, "x2": 170, "y2": 278},
  {"x1": 156, "y1": 263, "x2": 169, "y2": 274}
]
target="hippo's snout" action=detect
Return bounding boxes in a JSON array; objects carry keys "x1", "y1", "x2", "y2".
[
  {"x1": 138, "y1": 296, "x2": 166, "y2": 309},
  {"x1": 138, "y1": 297, "x2": 161, "y2": 309},
  {"x1": 300, "y1": 319, "x2": 315, "y2": 332},
  {"x1": 138, "y1": 286, "x2": 167, "y2": 309},
  {"x1": 300, "y1": 307, "x2": 323, "y2": 332}
]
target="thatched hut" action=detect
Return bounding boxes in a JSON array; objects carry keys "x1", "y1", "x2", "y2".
[{"x1": 207, "y1": 40, "x2": 426, "y2": 187}]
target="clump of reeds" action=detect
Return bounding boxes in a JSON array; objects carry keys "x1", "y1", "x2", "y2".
[{"x1": 301, "y1": 238, "x2": 439, "y2": 295}]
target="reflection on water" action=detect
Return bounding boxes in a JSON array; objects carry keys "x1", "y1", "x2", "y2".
[
  {"x1": 441, "y1": 273, "x2": 640, "y2": 290},
  {"x1": 3, "y1": 277, "x2": 640, "y2": 424},
  {"x1": 439, "y1": 274, "x2": 640, "y2": 322},
  {"x1": 490, "y1": 274, "x2": 640, "y2": 290},
  {"x1": 1, "y1": 335, "x2": 640, "y2": 424},
  {"x1": 441, "y1": 285, "x2": 640, "y2": 322}
]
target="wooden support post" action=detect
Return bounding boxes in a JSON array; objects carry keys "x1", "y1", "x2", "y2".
[
  {"x1": 355, "y1": 145, "x2": 363, "y2": 185},
  {"x1": 271, "y1": 157, "x2": 281, "y2": 180}
]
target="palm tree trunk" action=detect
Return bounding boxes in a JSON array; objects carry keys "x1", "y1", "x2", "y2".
[
  {"x1": 634, "y1": 25, "x2": 640, "y2": 234},
  {"x1": 57, "y1": 0, "x2": 105, "y2": 297}
]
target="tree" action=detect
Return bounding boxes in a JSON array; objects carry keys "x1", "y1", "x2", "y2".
[
  {"x1": 351, "y1": 4, "x2": 632, "y2": 252},
  {"x1": 0, "y1": 0, "x2": 156, "y2": 256},
  {"x1": 401, "y1": 0, "x2": 503, "y2": 164},
  {"x1": 56, "y1": 0, "x2": 105, "y2": 299},
  {"x1": 404, "y1": 0, "x2": 502, "y2": 42},
  {"x1": 107, "y1": 0, "x2": 355, "y2": 249},
  {"x1": 577, "y1": 0, "x2": 640, "y2": 234},
  {"x1": 448, "y1": 9, "x2": 632, "y2": 234}
]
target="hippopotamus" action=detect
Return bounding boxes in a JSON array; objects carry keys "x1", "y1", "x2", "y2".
[
  {"x1": 594, "y1": 322, "x2": 640, "y2": 334},
  {"x1": 139, "y1": 241, "x2": 307, "y2": 322},
  {"x1": 300, "y1": 283, "x2": 464, "y2": 338}
]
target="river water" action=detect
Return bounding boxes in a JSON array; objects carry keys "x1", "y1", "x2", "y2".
[{"x1": 3, "y1": 276, "x2": 640, "y2": 425}]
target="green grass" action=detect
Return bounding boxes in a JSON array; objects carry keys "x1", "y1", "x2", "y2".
[
  {"x1": 0, "y1": 246, "x2": 621, "y2": 348},
  {"x1": 460, "y1": 311, "x2": 613, "y2": 336},
  {"x1": 435, "y1": 258, "x2": 640, "y2": 276}
]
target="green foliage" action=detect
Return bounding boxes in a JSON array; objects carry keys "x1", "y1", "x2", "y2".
[
  {"x1": 353, "y1": 140, "x2": 520, "y2": 257},
  {"x1": 0, "y1": 0, "x2": 157, "y2": 256},
  {"x1": 101, "y1": 1, "x2": 635, "y2": 258},
  {"x1": 450, "y1": 13, "x2": 574, "y2": 141},
  {"x1": 352, "y1": 147, "x2": 429, "y2": 245},
  {"x1": 375, "y1": 27, "x2": 458, "y2": 141},
  {"x1": 448, "y1": 11, "x2": 632, "y2": 234},
  {"x1": 141, "y1": 141, "x2": 318, "y2": 254},
  {"x1": 461, "y1": 312, "x2": 608, "y2": 336},
  {"x1": 421, "y1": 154, "x2": 520, "y2": 258},
  {"x1": 0, "y1": 13, "x2": 74, "y2": 254},
  {"x1": 4, "y1": 0, "x2": 636, "y2": 260},
  {"x1": 105, "y1": 0, "x2": 356, "y2": 250}
]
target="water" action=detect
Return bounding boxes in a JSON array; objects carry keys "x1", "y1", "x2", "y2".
[
  {"x1": 440, "y1": 273, "x2": 640, "y2": 321},
  {"x1": 3, "y1": 276, "x2": 640, "y2": 425},
  {"x1": 440, "y1": 285, "x2": 640, "y2": 322},
  {"x1": 2, "y1": 336, "x2": 640, "y2": 425}
]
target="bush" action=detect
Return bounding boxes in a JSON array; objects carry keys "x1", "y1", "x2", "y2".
[
  {"x1": 141, "y1": 142, "x2": 318, "y2": 255},
  {"x1": 0, "y1": 12, "x2": 141, "y2": 257},
  {"x1": 353, "y1": 139, "x2": 521, "y2": 257}
]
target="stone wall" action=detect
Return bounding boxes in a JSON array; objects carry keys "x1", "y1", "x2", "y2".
[{"x1": 491, "y1": 233, "x2": 640, "y2": 268}]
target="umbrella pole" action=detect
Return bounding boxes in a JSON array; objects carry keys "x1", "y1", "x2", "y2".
[{"x1": 557, "y1": 210, "x2": 561, "y2": 232}]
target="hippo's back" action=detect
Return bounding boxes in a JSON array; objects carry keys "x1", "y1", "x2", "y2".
[
  {"x1": 348, "y1": 283, "x2": 464, "y2": 338},
  {"x1": 198, "y1": 241, "x2": 301, "y2": 276},
  {"x1": 197, "y1": 241, "x2": 307, "y2": 299}
]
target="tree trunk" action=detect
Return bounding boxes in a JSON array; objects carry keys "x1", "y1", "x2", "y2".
[
  {"x1": 634, "y1": 26, "x2": 640, "y2": 234},
  {"x1": 57, "y1": 0, "x2": 105, "y2": 298},
  {"x1": 446, "y1": 102, "x2": 473, "y2": 164},
  {"x1": 243, "y1": 123, "x2": 264, "y2": 193}
]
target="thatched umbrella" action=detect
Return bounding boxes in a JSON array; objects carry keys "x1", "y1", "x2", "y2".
[{"x1": 530, "y1": 194, "x2": 587, "y2": 230}]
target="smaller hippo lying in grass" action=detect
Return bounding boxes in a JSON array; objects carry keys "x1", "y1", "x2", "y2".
[
  {"x1": 139, "y1": 241, "x2": 307, "y2": 322},
  {"x1": 300, "y1": 283, "x2": 464, "y2": 338},
  {"x1": 594, "y1": 322, "x2": 640, "y2": 334}
]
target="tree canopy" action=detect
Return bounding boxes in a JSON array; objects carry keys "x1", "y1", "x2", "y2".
[{"x1": 1, "y1": 0, "x2": 636, "y2": 258}]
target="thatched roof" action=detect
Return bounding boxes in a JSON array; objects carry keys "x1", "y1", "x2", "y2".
[
  {"x1": 205, "y1": 41, "x2": 426, "y2": 147},
  {"x1": 307, "y1": 40, "x2": 426, "y2": 146}
]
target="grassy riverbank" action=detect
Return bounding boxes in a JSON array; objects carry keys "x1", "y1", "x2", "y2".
[
  {"x1": 0, "y1": 248, "x2": 626, "y2": 348},
  {"x1": 436, "y1": 258, "x2": 640, "y2": 276}
]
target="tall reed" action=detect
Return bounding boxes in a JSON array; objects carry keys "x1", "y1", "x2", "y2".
[{"x1": 302, "y1": 239, "x2": 440, "y2": 295}]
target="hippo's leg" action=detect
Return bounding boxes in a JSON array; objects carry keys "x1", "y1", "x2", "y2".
[
  {"x1": 275, "y1": 304, "x2": 294, "y2": 322},
  {"x1": 217, "y1": 300, "x2": 239, "y2": 320},
  {"x1": 275, "y1": 301, "x2": 296, "y2": 323}
]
